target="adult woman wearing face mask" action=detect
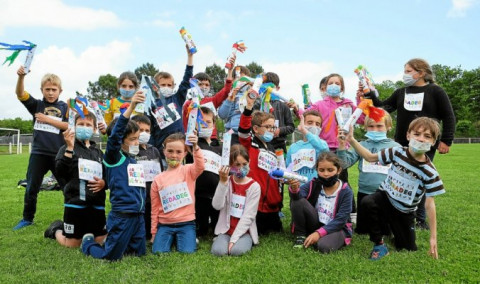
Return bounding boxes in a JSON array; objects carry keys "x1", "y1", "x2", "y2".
[{"x1": 358, "y1": 58, "x2": 456, "y2": 229}]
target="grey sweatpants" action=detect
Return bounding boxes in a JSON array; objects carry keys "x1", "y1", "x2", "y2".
[
  {"x1": 291, "y1": 198, "x2": 346, "y2": 253},
  {"x1": 211, "y1": 234, "x2": 253, "y2": 256}
]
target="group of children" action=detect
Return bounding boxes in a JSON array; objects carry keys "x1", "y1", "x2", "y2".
[{"x1": 13, "y1": 50, "x2": 445, "y2": 261}]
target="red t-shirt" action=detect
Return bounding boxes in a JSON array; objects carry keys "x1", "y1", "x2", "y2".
[{"x1": 227, "y1": 177, "x2": 255, "y2": 236}]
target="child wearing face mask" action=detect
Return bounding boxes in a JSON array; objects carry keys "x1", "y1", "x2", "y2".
[
  {"x1": 149, "y1": 47, "x2": 194, "y2": 168},
  {"x1": 211, "y1": 144, "x2": 261, "y2": 256},
  {"x1": 131, "y1": 115, "x2": 162, "y2": 241},
  {"x1": 44, "y1": 112, "x2": 107, "y2": 248},
  {"x1": 337, "y1": 111, "x2": 400, "y2": 234},
  {"x1": 286, "y1": 110, "x2": 329, "y2": 185},
  {"x1": 191, "y1": 107, "x2": 222, "y2": 237},
  {"x1": 238, "y1": 89, "x2": 282, "y2": 235},
  {"x1": 289, "y1": 152, "x2": 354, "y2": 253},
  {"x1": 81, "y1": 92, "x2": 147, "y2": 261},
  {"x1": 182, "y1": 55, "x2": 235, "y2": 144},
  {"x1": 150, "y1": 131, "x2": 205, "y2": 254},
  {"x1": 103, "y1": 71, "x2": 142, "y2": 127},
  {"x1": 345, "y1": 117, "x2": 445, "y2": 260}
]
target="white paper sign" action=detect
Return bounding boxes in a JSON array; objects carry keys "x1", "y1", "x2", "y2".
[
  {"x1": 153, "y1": 103, "x2": 181, "y2": 129},
  {"x1": 221, "y1": 130, "x2": 233, "y2": 166},
  {"x1": 78, "y1": 158, "x2": 103, "y2": 181},
  {"x1": 258, "y1": 149, "x2": 277, "y2": 172},
  {"x1": 317, "y1": 194, "x2": 335, "y2": 225},
  {"x1": 203, "y1": 150, "x2": 221, "y2": 174},
  {"x1": 291, "y1": 149, "x2": 316, "y2": 171},
  {"x1": 404, "y1": 92, "x2": 424, "y2": 111},
  {"x1": 34, "y1": 116, "x2": 61, "y2": 134},
  {"x1": 230, "y1": 194, "x2": 246, "y2": 218},
  {"x1": 362, "y1": 159, "x2": 391, "y2": 174},
  {"x1": 338, "y1": 106, "x2": 352, "y2": 124},
  {"x1": 137, "y1": 160, "x2": 161, "y2": 182},
  {"x1": 383, "y1": 167, "x2": 420, "y2": 205},
  {"x1": 127, "y1": 164, "x2": 146, "y2": 187},
  {"x1": 160, "y1": 182, "x2": 193, "y2": 213}
]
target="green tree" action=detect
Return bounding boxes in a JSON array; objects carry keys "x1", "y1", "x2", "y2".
[
  {"x1": 205, "y1": 63, "x2": 226, "y2": 93},
  {"x1": 0, "y1": 117, "x2": 34, "y2": 134},
  {"x1": 135, "y1": 63, "x2": 159, "y2": 79},
  {"x1": 86, "y1": 74, "x2": 118, "y2": 103},
  {"x1": 246, "y1": 61, "x2": 264, "y2": 77}
]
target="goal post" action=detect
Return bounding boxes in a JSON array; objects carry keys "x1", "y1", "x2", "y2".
[{"x1": 0, "y1": 127, "x2": 21, "y2": 154}]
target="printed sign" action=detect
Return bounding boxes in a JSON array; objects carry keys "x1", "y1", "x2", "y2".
[
  {"x1": 383, "y1": 167, "x2": 420, "y2": 205},
  {"x1": 258, "y1": 149, "x2": 277, "y2": 172},
  {"x1": 230, "y1": 194, "x2": 246, "y2": 218},
  {"x1": 404, "y1": 92, "x2": 424, "y2": 111},
  {"x1": 203, "y1": 150, "x2": 221, "y2": 174},
  {"x1": 78, "y1": 158, "x2": 103, "y2": 181},
  {"x1": 291, "y1": 149, "x2": 316, "y2": 171},
  {"x1": 33, "y1": 116, "x2": 61, "y2": 134},
  {"x1": 153, "y1": 103, "x2": 181, "y2": 129},
  {"x1": 137, "y1": 160, "x2": 161, "y2": 182},
  {"x1": 127, "y1": 164, "x2": 146, "y2": 187},
  {"x1": 159, "y1": 182, "x2": 193, "y2": 213},
  {"x1": 362, "y1": 159, "x2": 391, "y2": 175}
]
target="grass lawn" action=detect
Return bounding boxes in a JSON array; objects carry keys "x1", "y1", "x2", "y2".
[{"x1": 0, "y1": 144, "x2": 479, "y2": 283}]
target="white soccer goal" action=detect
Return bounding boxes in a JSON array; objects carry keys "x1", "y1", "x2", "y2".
[{"x1": 0, "y1": 127, "x2": 21, "y2": 154}]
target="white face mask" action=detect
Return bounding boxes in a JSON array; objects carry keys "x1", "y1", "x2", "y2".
[
  {"x1": 138, "y1": 132, "x2": 150, "y2": 145},
  {"x1": 305, "y1": 126, "x2": 321, "y2": 136},
  {"x1": 409, "y1": 138, "x2": 432, "y2": 154},
  {"x1": 159, "y1": 87, "x2": 174, "y2": 97},
  {"x1": 200, "y1": 87, "x2": 212, "y2": 97},
  {"x1": 128, "y1": 145, "x2": 140, "y2": 156},
  {"x1": 198, "y1": 127, "x2": 213, "y2": 138}
]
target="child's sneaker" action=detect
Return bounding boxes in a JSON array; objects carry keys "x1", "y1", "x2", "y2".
[
  {"x1": 293, "y1": 236, "x2": 306, "y2": 248},
  {"x1": 81, "y1": 233, "x2": 94, "y2": 249},
  {"x1": 369, "y1": 244, "x2": 389, "y2": 260},
  {"x1": 13, "y1": 219, "x2": 33, "y2": 231},
  {"x1": 44, "y1": 220, "x2": 63, "y2": 239}
]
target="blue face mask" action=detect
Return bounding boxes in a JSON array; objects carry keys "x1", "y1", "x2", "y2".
[
  {"x1": 119, "y1": 88, "x2": 135, "y2": 98},
  {"x1": 365, "y1": 131, "x2": 387, "y2": 142},
  {"x1": 75, "y1": 126, "x2": 93, "y2": 141},
  {"x1": 260, "y1": 131, "x2": 274, "y2": 142},
  {"x1": 326, "y1": 84, "x2": 341, "y2": 97}
]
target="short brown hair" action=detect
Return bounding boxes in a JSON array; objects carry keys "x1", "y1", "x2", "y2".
[
  {"x1": 200, "y1": 106, "x2": 216, "y2": 123},
  {"x1": 303, "y1": 110, "x2": 322, "y2": 120},
  {"x1": 251, "y1": 111, "x2": 275, "y2": 127},
  {"x1": 407, "y1": 117, "x2": 440, "y2": 141},
  {"x1": 264, "y1": 72, "x2": 280, "y2": 87},
  {"x1": 406, "y1": 58, "x2": 435, "y2": 84},
  {"x1": 315, "y1": 152, "x2": 344, "y2": 172},
  {"x1": 364, "y1": 109, "x2": 392, "y2": 129},
  {"x1": 163, "y1": 132, "x2": 186, "y2": 149},
  {"x1": 154, "y1": 71, "x2": 174, "y2": 84},
  {"x1": 229, "y1": 144, "x2": 249, "y2": 165},
  {"x1": 117, "y1": 71, "x2": 139, "y2": 88},
  {"x1": 234, "y1": 66, "x2": 251, "y2": 77},
  {"x1": 75, "y1": 112, "x2": 97, "y2": 127},
  {"x1": 41, "y1": 73, "x2": 62, "y2": 90}
]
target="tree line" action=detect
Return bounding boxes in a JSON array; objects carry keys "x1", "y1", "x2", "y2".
[{"x1": 2, "y1": 63, "x2": 479, "y2": 137}]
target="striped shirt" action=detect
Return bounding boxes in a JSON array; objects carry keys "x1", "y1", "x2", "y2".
[{"x1": 378, "y1": 147, "x2": 445, "y2": 213}]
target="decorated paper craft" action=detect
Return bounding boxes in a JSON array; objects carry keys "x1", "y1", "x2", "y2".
[
  {"x1": 97, "y1": 100, "x2": 110, "y2": 112},
  {"x1": 291, "y1": 149, "x2": 316, "y2": 172},
  {"x1": 67, "y1": 96, "x2": 90, "y2": 129},
  {"x1": 225, "y1": 40, "x2": 247, "y2": 69},
  {"x1": 136, "y1": 75, "x2": 156, "y2": 114},
  {"x1": 269, "y1": 167, "x2": 308, "y2": 183},
  {"x1": 202, "y1": 150, "x2": 221, "y2": 174},
  {"x1": 179, "y1": 26, "x2": 197, "y2": 54},
  {"x1": 221, "y1": 129, "x2": 233, "y2": 166},
  {"x1": 185, "y1": 78, "x2": 208, "y2": 145},
  {"x1": 302, "y1": 84, "x2": 312, "y2": 108},
  {"x1": 89, "y1": 101, "x2": 106, "y2": 126},
  {"x1": 232, "y1": 76, "x2": 254, "y2": 89},
  {"x1": 334, "y1": 108, "x2": 345, "y2": 128},
  {"x1": 0, "y1": 41, "x2": 37, "y2": 72},
  {"x1": 257, "y1": 82, "x2": 288, "y2": 113},
  {"x1": 160, "y1": 182, "x2": 193, "y2": 213},
  {"x1": 341, "y1": 98, "x2": 385, "y2": 133},
  {"x1": 78, "y1": 158, "x2": 103, "y2": 181},
  {"x1": 354, "y1": 65, "x2": 376, "y2": 94},
  {"x1": 127, "y1": 164, "x2": 146, "y2": 187},
  {"x1": 258, "y1": 149, "x2": 277, "y2": 172},
  {"x1": 150, "y1": 78, "x2": 177, "y2": 120}
]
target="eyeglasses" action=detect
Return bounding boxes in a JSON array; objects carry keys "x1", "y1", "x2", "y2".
[{"x1": 260, "y1": 125, "x2": 278, "y2": 131}]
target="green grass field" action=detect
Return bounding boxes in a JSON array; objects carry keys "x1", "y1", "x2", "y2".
[{"x1": 1, "y1": 144, "x2": 479, "y2": 283}]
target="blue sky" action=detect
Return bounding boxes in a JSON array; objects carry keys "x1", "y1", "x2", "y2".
[{"x1": 1, "y1": 0, "x2": 479, "y2": 119}]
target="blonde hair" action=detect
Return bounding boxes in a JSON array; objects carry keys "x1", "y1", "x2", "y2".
[
  {"x1": 406, "y1": 58, "x2": 435, "y2": 84},
  {"x1": 41, "y1": 73, "x2": 62, "y2": 90},
  {"x1": 407, "y1": 117, "x2": 440, "y2": 141},
  {"x1": 364, "y1": 109, "x2": 392, "y2": 129}
]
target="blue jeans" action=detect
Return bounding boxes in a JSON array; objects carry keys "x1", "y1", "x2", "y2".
[{"x1": 152, "y1": 221, "x2": 196, "y2": 253}]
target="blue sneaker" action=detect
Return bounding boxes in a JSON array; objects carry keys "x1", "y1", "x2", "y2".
[
  {"x1": 13, "y1": 219, "x2": 33, "y2": 231},
  {"x1": 369, "y1": 244, "x2": 389, "y2": 260}
]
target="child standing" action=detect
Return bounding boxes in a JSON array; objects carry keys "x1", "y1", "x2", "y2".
[
  {"x1": 194, "y1": 107, "x2": 222, "y2": 237},
  {"x1": 345, "y1": 117, "x2": 445, "y2": 260},
  {"x1": 211, "y1": 144, "x2": 261, "y2": 256},
  {"x1": 81, "y1": 92, "x2": 147, "y2": 261},
  {"x1": 150, "y1": 132, "x2": 205, "y2": 253},
  {"x1": 103, "y1": 71, "x2": 142, "y2": 127},
  {"x1": 131, "y1": 115, "x2": 162, "y2": 241},
  {"x1": 286, "y1": 110, "x2": 329, "y2": 185},
  {"x1": 337, "y1": 111, "x2": 400, "y2": 234},
  {"x1": 44, "y1": 112, "x2": 107, "y2": 247},
  {"x1": 238, "y1": 90, "x2": 282, "y2": 234},
  {"x1": 13, "y1": 66, "x2": 68, "y2": 230},
  {"x1": 289, "y1": 152, "x2": 354, "y2": 253}
]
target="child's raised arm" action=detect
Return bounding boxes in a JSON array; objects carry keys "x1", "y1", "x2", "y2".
[
  {"x1": 345, "y1": 127, "x2": 378, "y2": 162},
  {"x1": 16, "y1": 66, "x2": 27, "y2": 99}
]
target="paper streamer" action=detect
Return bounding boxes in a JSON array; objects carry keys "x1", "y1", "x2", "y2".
[
  {"x1": 221, "y1": 129, "x2": 234, "y2": 166},
  {"x1": 225, "y1": 40, "x2": 247, "y2": 69}
]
